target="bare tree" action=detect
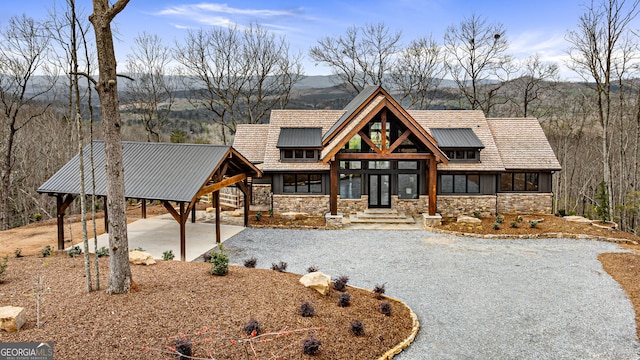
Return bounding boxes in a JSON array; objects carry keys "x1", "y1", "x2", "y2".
[
  {"x1": 125, "y1": 32, "x2": 176, "y2": 142},
  {"x1": 309, "y1": 23, "x2": 402, "y2": 95},
  {"x1": 443, "y1": 13, "x2": 511, "y2": 115},
  {"x1": 391, "y1": 35, "x2": 446, "y2": 109},
  {"x1": 0, "y1": 15, "x2": 56, "y2": 230},
  {"x1": 566, "y1": 0, "x2": 640, "y2": 221},
  {"x1": 89, "y1": 0, "x2": 131, "y2": 294},
  {"x1": 507, "y1": 54, "x2": 559, "y2": 118},
  {"x1": 175, "y1": 23, "x2": 302, "y2": 144}
]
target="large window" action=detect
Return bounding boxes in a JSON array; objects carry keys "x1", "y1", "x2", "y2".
[
  {"x1": 440, "y1": 174, "x2": 480, "y2": 194},
  {"x1": 398, "y1": 174, "x2": 418, "y2": 199},
  {"x1": 281, "y1": 149, "x2": 317, "y2": 162},
  {"x1": 444, "y1": 149, "x2": 479, "y2": 161},
  {"x1": 283, "y1": 174, "x2": 322, "y2": 193},
  {"x1": 500, "y1": 173, "x2": 539, "y2": 192},
  {"x1": 339, "y1": 173, "x2": 361, "y2": 199}
]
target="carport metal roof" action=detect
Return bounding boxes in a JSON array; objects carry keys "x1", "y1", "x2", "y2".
[{"x1": 38, "y1": 141, "x2": 262, "y2": 261}]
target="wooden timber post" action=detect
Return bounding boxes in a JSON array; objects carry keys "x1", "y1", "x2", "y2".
[
  {"x1": 191, "y1": 201, "x2": 197, "y2": 223},
  {"x1": 103, "y1": 196, "x2": 108, "y2": 233},
  {"x1": 213, "y1": 191, "x2": 221, "y2": 243},
  {"x1": 237, "y1": 181, "x2": 250, "y2": 227},
  {"x1": 330, "y1": 160, "x2": 338, "y2": 215},
  {"x1": 56, "y1": 194, "x2": 76, "y2": 250},
  {"x1": 179, "y1": 202, "x2": 186, "y2": 261},
  {"x1": 141, "y1": 199, "x2": 146, "y2": 219},
  {"x1": 428, "y1": 158, "x2": 437, "y2": 216}
]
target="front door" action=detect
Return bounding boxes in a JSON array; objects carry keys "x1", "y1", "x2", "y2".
[{"x1": 369, "y1": 174, "x2": 390, "y2": 208}]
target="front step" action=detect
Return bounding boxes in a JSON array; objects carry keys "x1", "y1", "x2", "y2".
[{"x1": 349, "y1": 209, "x2": 416, "y2": 224}]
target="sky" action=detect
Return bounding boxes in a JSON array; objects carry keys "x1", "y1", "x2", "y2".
[{"x1": 0, "y1": 0, "x2": 631, "y2": 79}]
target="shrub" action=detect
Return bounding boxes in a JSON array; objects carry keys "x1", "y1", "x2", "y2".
[
  {"x1": 243, "y1": 257, "x2": 257, "y2": 268},
  {"x1": 208, "y1": 246, "x2": 229, "y2": 276},
  {"x1": 33, "y1": 213, "x2": 42, "y2": 222},
  {"x1": 333, "y1": 275, "x2": 349, "y2": 291},
  {"x1": 567, "y1": 209, "x2": 577, "y2": 216},
  {"x1": 244, "y1": 319, "x2": 260, "y2": 336},
  {"x1": 0, "y1": 256, "x2": 8, "y2": 280},
  {"x1": 492, "y1": 222, "x2": 500, "y2": 230},
  {"x1": 162, "y1": 250, "x2": 175, "y2": 261},
  {"x1": 350, "y1": 320, "x2": 365, "y2": 336},
  {"x1": 379, "y1": 302, "x2": 392, "y2": 316},
  {"x1": 473, "y1": 211, "x2": 482, "y2": 219},
  {"x1": 338, "y1": 293, "x2": 351, "y2": 307},
  {"x1": 515, "y1": 215, "x2": 523, "y2": 223},
  {"x1": 174, "y1": 338, "x2": 192, "y2": 360},
  {"x1": 96, "y1": 247, "x2": 109, "y2": 258},
  {"x1": 67, "y1": 245, "x2": 81, "y2": 258},
  {"x1": 307, "y1": 265, "x2": 319, "y2": 273},
  {"x1": 529, "y1": 220, "x2": 538, "y2": 228},
  {"x1": 299, "y1": 302, "x2": 315, "y2": 317},
  {"x1": 131, "y1": 246, "x2": 145, "y2": 252},
  {"x1": 271, "y1": 261, "x2": 288, "y2": 272},
  {"x1": 496, "y1": 215, "x2": 504, "y2": 224},
  {"x1": 373, "y1": 283, "x2": 386, "y2": 299},
  {"x1": 268, "y1": 208, "x2": 274, "y2": 217},
  {"x1": 14, "y1": 248, "x2": 22, "y2": 258},
  {"x1": 510, "y1": 221, "x2": 519, "y2": 229},
  {"x1": 41, "y1": 245, "x2": 52, "y2": 258},
  {"x1": 557, "y1": 209, "x2": 567, "y2": 217},
  {"x1": 255, "y1": 211, "x2": 262, "y2": 221},
  {"x1": 302, "y1": 336, "x2": 321, "y2": 355}
]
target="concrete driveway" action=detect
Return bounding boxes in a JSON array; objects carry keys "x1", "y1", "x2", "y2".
[{"x1": 220, "y1": 228, "x2": 640, "y2": 359}]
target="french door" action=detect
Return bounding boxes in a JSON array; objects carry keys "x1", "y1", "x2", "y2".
[{"x1": 368, "y1": 174, "x2": 390, "y2": 208}]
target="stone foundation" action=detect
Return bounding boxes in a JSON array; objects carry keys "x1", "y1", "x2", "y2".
[
  {"x1": 497, "y1": 193, "x2": 553, "y2": 214},
  {"x1": 273, "y1": 195, "x2": 329, "y2": 216},
  {"x1": 325, "y1": 213, "x2": 344, "y2": 229},
  {"x1": 423, "y1": 213, "x2": 442, "y2": 228},
  {"x1": 337, "y1": 196, "x2": 368, "y2": 214},
  {"x1": 437, "y1": 195, "x2": 497, "y2": 218},
  {"x1": 394, "y1": 195, "x2": 429, "y2": 214},
  {"x1": 252, "y1": 184, "x2": 272, "y2": 208}
]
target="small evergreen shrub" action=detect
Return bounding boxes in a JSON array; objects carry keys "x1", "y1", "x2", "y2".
[
  {"x1": 41, "y1": 245, "x2": 52, "y2": 258},
  {"x1": 208, "y1": 246, "x2": 229, "y2": 276},
  {"x1": 496, "y1": 215, "x2": 504, "y2": 224},
  {"x1": 96, "y1": 246, "x2": 109, "y2": 258},
  {"x1": 557, "y1": 209, "x2": 566, "y2": 217},
  {"x1": 174, "y1": 339, "x2": 192, "y2": 360},
  {"x1": 529, "y1": 220, "x2": 538, "y2": 228},
  {"x1": 379, "y1": 302, "x2": 392, "y2": 316},
  {"x1": 373, "y1": 283, "x2": 386, "y2": 299},
  {"x1": 14, "y1": 248, "x2": 22, "y2": 258},
  {"x1": 302, "y1": 336, "x2": 321, "y2": 355},
  {"x1": 350, "y1": 320, "x2": 365, "y2": 336},
  {"x1": 473, "y1": 211, "x2": 482, "y2": 219},
  {"x1": 244, "y1": 319, "x2": 260, "y2": 336},
  {"x1": 299, "y1": 302, "x2": 315, "y2": 317},
  {"x1": 67, "y1": 245, "x2": 81, "y2": 258},
  {"x1": 271, "y1": 261, "x2": 288, "y2": 272},
  {"x1": 255, "y1": 211, "x2": 262, "y2": 221},
  {"x1": 268, "y1": 208, "x2": 274, "y2": 217},
  {"x1": 338, "y1": 293, "x2": 351, "y2": 307},
  {"x1": 307, "y1": 265, "x2": 319, "y2": 273},
  {"x1": 333, "y1": 275, "x2": 349, "y2": 291},
  {"x1": 510, "y1": 221, "x2": 519, "y2": 229},
  {"x1": 162, "y1": 250, "x2": 175, "y2": 261},
  {"x1": 33, "y1": 213, "x2": 42, "y2": 222},
  {"x1": 515, "y1": 215, "x2": 523, "y2": 223},
  {"x1": 567, "y1": 209, "x2": 577, "y2": 216},
  {"x1": 243, "y1": 257, "x2": 257, "y2": 268},
  {"x1": 131, "y1": 246, "x2": 145, "y2": 252},
  {"x1": 492, "y1": 222, "x2": 500, "y2": 230}
]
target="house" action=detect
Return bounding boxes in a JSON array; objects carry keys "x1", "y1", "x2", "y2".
[{"x1": 233, "y1": 86, "x2": 561, "y2": 225}]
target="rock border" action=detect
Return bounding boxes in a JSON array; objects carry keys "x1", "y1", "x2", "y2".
[
  {"x1": 346, "y1": 285, "x2": 420, "y2": 360},
  {"x1": 427, "y1": 227, "x2": 638, "y2": 245}
]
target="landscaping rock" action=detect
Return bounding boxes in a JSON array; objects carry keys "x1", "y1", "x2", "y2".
[
  {"x1": 232, "y1": 210, "x2": 244, "y2": 217},
  {"x1": 0, "y1": 306, "x2": 26, "y2": 332},
  {"x1": 563, "y1": 215, "x2": 593, "y2": 224},
  {"x1": 129, "y1": 250, "x2": 156, "y2": 265},
  {"x1": 457, "y1": 216, "x2": 482, "y2": 224},
  {"x1": 299, "y1": 271, "x2": 331, "y2": 295},
  {"x1": 282, "y1": 212, "x2": 308, "y2": 220},
  {"x1": 205, "y1": 207, "x2": 215, "y2": 213}
]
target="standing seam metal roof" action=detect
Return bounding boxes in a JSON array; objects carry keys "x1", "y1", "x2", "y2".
[
  {"x1": 431, "y1": 128, "x2": 485, "y2": 148},
  {"x1": 276, "y1": 127, "x2": 323, "y2": 148},
  {"x1": 37, "y1": 141, "x2": 243, "y2": 202}
]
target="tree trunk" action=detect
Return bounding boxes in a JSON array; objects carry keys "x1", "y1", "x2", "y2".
[{"x1": 89, "y1": 0, "x2": 131, "y2": 294}]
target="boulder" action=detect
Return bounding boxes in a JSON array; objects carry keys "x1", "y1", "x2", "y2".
[
  {"x1": 0, "y1": 306, "x2": 26, "y2": 332},
  {"x1": 205, "y1": 207, "x2": 216, "y2": 213},
  {"x1": 299, "y1": 272, "x2": 331, "y2": 295},
  {"x1": 563, "y1": 216, "x2": 593, "y2": 224},
  {"x1": 457, "y1": 216, "x2": 482, "y2": 224},
  {"x1": 281, "y1": 212, "x2": 308, "y2": 220},
  {"x1": 129, "y1": 250, "x2": 156, "y2": 265}
]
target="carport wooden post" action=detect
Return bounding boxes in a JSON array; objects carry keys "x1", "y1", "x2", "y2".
[
  {"x1": 428, "y1": 158, "x2": 437, "y2": 216},
  {"x1": 237, "y1": 181, "x2": 250, "y2": 227},
  {"x1": 191, "y1": 202, "x2": 196, "y2": 223},
  {"x1": 214, "y1": 191, "x2": 221, "y2": 243},
  {"x1": 180, "y1": 202, "x2": 186, "y2": 261},
  {"x1": 103, "y1": 196, "x2": 108, "y2": 232},
  {"x1": 56, "y1": 195, "x2": 64, "y2": 250},
  {"x1": 141, "y1": 199, "x2": 146, "y2": 219}
]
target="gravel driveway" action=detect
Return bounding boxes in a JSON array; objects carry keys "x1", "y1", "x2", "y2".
[{"x1": 221, "y1": 229, "x2": 640, "y2": 359}]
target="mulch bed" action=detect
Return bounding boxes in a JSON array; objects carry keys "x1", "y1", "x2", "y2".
[{"x1": 1, "y1": 255, "x2": 413, "y2": 359}]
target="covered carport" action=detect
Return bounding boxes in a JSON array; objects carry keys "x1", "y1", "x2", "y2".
[{"x1": 37, "y1": 140, "x2": 262, "y2": 261}]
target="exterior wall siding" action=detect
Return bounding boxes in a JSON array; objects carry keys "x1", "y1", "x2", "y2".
[
  {"x1": 393, "y1": 195, "x2": 429, "y2": 214},
  {"x1": 273, "y1": 194, "x2": 329, "y2": 216},
  {"x1": 497, "y1": 193, "x2": 553, "y2": 215},
  {"x1": 337, "y1": 196, "x2": 369, "y2": 214},
  {"x1": 252, "y1": 184, "x2": 272, "y2": 207},
  {"x1": 437, "y1": 195, "x2": 497, "y2": 218}
]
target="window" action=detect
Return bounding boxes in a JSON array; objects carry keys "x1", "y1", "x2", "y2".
[
  {"x1": 281, "y1": 149, "x2": 317, "y2": 162},
  {"x1": 340, "y1": 173, "x2": 361, "y2": 199},
  {"x1": 398, "y1": 161, "x2": 418, "y2": 170},
  {"x1": 439, "y1": 174, "x2": 480, "y2": 194},
  {"x1": 368, "y1": 161, "x2": 390, "y2": 169},
  {"x1": 339, "y1": 161, "x2": 362, "y2": 170},
  {"x1": 500, "y1": 173, "x2": 539, "y2": 192},
  {"x1": 398, "y1": 174, "x2": 418, "y2": 199},
  {"x1": 445, "y1": 149, "x2": 479, "y2": 161},
  {"x1": 283, "y1": 174, "x2": 322, "y2": 193}
]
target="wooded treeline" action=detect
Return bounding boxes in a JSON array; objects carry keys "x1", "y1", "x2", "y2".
[{"x1": 2, "y1": 0, "x2": 640, "y2": 234}]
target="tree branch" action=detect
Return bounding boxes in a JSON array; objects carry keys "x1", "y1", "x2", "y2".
[{"x1": 70, "y1": 71, "x2": 97, "y2": 86}]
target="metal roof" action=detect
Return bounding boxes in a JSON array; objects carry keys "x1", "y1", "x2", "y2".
[
  {"x1": 431, "y1": 128, "x2": 485, "y2": 149},
  {"x1": 37, "y1": 141, "x2": 253, "y2": 202},
  {"x1": 276, "y1": 127, "x2": 322, "y2": 148},
  {"x1": 322, "y1": 85, "x2": 379, "y2": 142}
]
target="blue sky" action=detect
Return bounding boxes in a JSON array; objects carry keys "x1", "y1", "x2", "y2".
[{"x1": 0, "y1": 1, "x2": 624, "y2": 79}]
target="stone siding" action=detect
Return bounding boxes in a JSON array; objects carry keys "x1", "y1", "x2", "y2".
[
  {"x1": 393, "y1": 195, "x2": 429, "y2": 214},
  {"x1": 337, "y1": 196, "x2": 368, "y2": 214},
  {"x1": 437, "y1": 195, "x2": 497, "y2": 218},
  {"x1": 273, "y1": 195, "x2": 329, "y2": 216},
  {"x1": 252, "y1": 184, "x2": 272, "y2": 207},
  {"x1": 497, "y1": 193, "x2": 553, "y2": 215}
]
